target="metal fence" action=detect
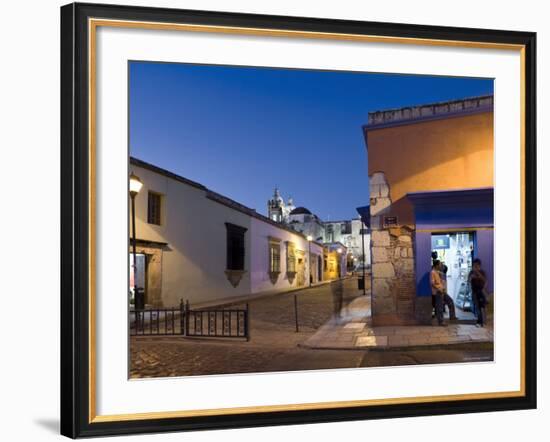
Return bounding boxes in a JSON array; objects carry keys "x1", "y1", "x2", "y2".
[
  {"x1": 130, "y1": 300, "x2": 249, "y2": 340},
  {"x1": 130, "y1": 306, "x2": 185, "y2": 336}
]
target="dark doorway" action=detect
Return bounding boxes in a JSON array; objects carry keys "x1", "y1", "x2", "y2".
[{"x1": 130, "y1": 253, "x2": 147, "y2": 305}]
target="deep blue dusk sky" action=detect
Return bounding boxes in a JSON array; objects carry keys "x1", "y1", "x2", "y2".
[{"x1": 129, "y1": 62, "x2": 493, "y2": 220}]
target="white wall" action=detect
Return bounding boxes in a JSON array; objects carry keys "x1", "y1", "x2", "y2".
[
  {"x1": 250, "y1": 217, "x2": 324, "y2": 293},
  {"x1": 324, "y1": 219, "x2": 371, "y2": 265},
  {"x1": 133, "y1": 164, "x2": 253, "y2": 306},
  {"x1": 348, "y1": 219, "x2": 371, "y2": 264},
  {"x1": 288, "y1": 218, "x2": 325, "y2": 242},
  {"x1": 133, "y1": 163, "x2": 327, "y2": 306}
]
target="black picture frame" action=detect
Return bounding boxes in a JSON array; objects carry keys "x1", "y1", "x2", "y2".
[{"x1": 61, "y1": 2, "x2": 537, "y2": 438}]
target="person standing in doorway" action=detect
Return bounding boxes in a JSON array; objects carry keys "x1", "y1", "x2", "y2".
[
  {"x1": 430, "y1": 260, "x2": 445, "y2": 326},
  {"x1": 440, "y1": 264, "x2": 457, "y2": 321},
  {"x1": 469, "y1": 258, "x2": 488, "y2": 327}
]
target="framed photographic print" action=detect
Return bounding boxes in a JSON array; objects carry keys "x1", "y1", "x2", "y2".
[{"x1": 60, "y1": 2, "x2": 537, "y2": 438}]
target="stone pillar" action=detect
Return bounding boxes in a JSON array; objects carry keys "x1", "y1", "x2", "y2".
[
  {"x1": 370, "y1": 227, "x2": 416, "y2": 325},
  {"x1": 369, "y1": 172, "x2": 416, "y2": 325},
  {"x1": 371, "y1": 230, "x2": 395, "y2": 319},
  {"x1": 391, "y1": 228, "x2": 416, "y2": 320}
]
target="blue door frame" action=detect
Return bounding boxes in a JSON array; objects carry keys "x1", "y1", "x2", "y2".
[{"x1": 409, "y1": 188, "x2": 494, "y2": 298}]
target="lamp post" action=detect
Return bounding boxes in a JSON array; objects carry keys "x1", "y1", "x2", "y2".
[
  {"x1": 129, "y1": 172, "x2": 143, "y2": 309},
  {"x1": 306, "y1": 235, "x2": 313, "y2": 286}
]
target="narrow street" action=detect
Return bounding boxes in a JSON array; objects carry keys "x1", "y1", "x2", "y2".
[{"x1": 130, "y1": 277, "x2": 365, "y2": 378}]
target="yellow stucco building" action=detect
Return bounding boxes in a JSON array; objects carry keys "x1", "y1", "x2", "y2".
[
  {"x1": 364, "y1": 95, "x2": 494, "y2": 325},
  {"x1": 323, "y1": 249, "x2": 343, "y2": 281}
]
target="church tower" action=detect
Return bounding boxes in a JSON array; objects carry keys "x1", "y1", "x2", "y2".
[{"x1": 267, "y1": 188, "x2": 285, "y2": 223}]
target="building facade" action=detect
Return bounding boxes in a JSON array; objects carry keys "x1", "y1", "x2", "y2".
[
  {"x1": 267, "y1": 188, "x2": 295, "y2": 223},
  {"x1": 324, "y1": 218, "x2": 368, "y2": 267},
  {"x1": 129, "y1": 158, "x2": 330, "y2": 308},
  {"x1": 323, "y1": 243, "x2": 348, "y2": 280},
  {"x1": 267, "y1": 189, "x2": 370, "y2": 268},
  {"x1": 287, "y1": 207, "x2": 325, "y2": 242},
  {"x1": 364, "y1": 95, "x2": 494, "y2": 325}
]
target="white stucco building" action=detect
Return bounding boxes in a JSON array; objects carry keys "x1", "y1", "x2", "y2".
[
  {"x1": 266, "y1": 189, "x2": 371, "y2": 269},
  {"x1": 324, "y1": 218, "x2": 370, "y2": 267},
  {"x1": 287, "y1": 207, "x2": 325, "y2": 242},
  {"x1": 129, "y1": 158, "x2": 329, "y2": 308}
]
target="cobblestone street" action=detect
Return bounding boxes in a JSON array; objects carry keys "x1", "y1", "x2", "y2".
[
  {"x1": 130, "y1": 278, "x2": 366, "y2": 378},
  {"x1": 130, "y1": 277, "x2": 493, "y2": 378}
]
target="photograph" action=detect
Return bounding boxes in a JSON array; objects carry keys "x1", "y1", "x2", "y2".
[{"x1": 127, "y1": 61, "x2": 496, "y2": 378}]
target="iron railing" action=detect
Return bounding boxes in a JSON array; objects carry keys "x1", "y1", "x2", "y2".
[
  {"x1": 130, "y1": 305, "x2": 184, "y2": 336},
  {"x1": 130, "y1": 299, "x2": 249, "y2": 340}
]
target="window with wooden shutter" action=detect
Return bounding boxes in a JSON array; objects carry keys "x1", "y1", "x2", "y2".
[
  {"x1": 147, "y1": 191, "x2": 162, "y2": 225},
  {"x1": 270, "y1": 244, "x2": 281, "y2": 272},
  {"x1": 267, "y1": 237, "x2": 281, "y2": 284},
  {"x1": 225, "y1": 223, "x2": 247, "y2": 271},
  {"x1": 286, "y1": 241, "x2": 296, "y2": 273},
  {"x1": 268, "y1": 237, "x2": 281, "y2": 273}
]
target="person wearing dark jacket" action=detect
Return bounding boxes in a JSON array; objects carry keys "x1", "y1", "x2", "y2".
[{"x1": 469, "y1": 258, "x2": 488, "y2": 327}]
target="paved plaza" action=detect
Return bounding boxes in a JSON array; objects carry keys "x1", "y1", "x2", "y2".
[{"x1": 302, "y1": 296, "x2": 493, "y2": 351}]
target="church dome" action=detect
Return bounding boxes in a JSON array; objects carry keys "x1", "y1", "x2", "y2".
[{"x1": 290, "y1": 207, "x2": 312, "y2": 215}]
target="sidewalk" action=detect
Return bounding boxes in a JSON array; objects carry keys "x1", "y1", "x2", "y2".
[{"x1": 300, "y1": 296, "x2": 493, "y2": 351}]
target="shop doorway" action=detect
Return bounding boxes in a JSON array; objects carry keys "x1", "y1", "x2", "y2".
[
  {"x1": 431, "y1": 232, "x2": 476, "y2": 316},
  {"x1": 129, "y1": 253, "x2": 147, "y2": 306}
]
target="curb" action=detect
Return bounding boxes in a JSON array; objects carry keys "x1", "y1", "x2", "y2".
[
  {"x1": 193, "y1": 276, "x2": 356, "y2": 310},
  {"x1": 298, "y1": 340, "x2": 493, "y2": 352}
]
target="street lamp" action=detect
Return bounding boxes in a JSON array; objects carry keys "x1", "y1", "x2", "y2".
[
  {"x1": 129, "y1": 172, "x2": 143, "y2": 310},
  {"x1": 130, "y1": 172, "x2": 143, "y2": 196},
  {"x1": 306, "y1": 235, "x2": 313, "y2": 286}
]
